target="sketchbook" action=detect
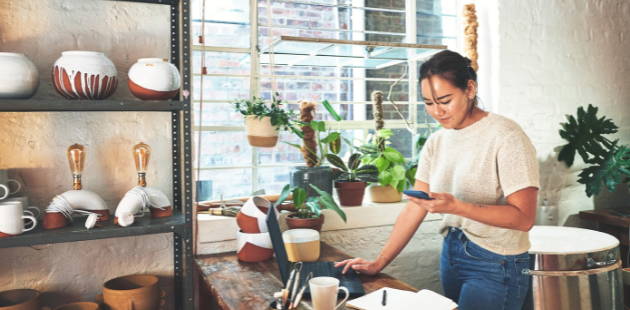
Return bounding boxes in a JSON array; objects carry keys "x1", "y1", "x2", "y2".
[{"x1": 346, "y1": 287, "x2": 458, "y2": 310}]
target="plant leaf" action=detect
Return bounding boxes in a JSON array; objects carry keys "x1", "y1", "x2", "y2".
[
  {"x1": 348, "y1": 154, "x2": 361, "y2": 170},
  {"x1": 383, "y1": 147, "x2": 405, "y2": 163},
  {"x1": 378, "y1": 170, "x2": 392, "y2": 186},
  {"x1": 274, "y1": 184, "x2": 292, "y2": 208},
  {"x1": 356, "y1": 164, "x2": 379, "y2": 176},
  {"x1": 577, "y1": 146, "x2": 630, "y2": 197},
  {"x1": 283, "y1": 141, "x2": 303, "y2": 150},
  {"x1": 292, "y1": 187, "x2": 307, "y2": 208},
  {"x1": 321, "y1": 132, "x2": 341, "y2": 144},
  {"x1": 325, "y1": 154, "x2": 348, "y2": 171},
  {"x1": 306, "y1": 201, "x2": 321, "y2": 217},
  {"x1": 374, "y1": 157, "x2": 391, "y2": 173},
  {"x1": 390, "y1": 165, "x2": 406, "y2": 180},
  {"x1": 329, "y1": 136, "x2": 342, "y2": 155},
  {"x1": 309, "y1": 184, "x2": 346, "y2": 223},
  {"x1": 356, "y1": 173, "x2": 379, "y2": 183},
  {"x1": 322, "y1": 99, "x2": 342, "y2": 121},
  {"x1": 318, "y1": 121, "x2": 327, "y2": 132},
  {"x1": 335, "y1": 172, "x2": 353, "y2": 181},
  {"x1": 357, "y1": 143, "x2": 378, "y2": 155}
]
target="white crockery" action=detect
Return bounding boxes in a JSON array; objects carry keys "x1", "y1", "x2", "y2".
[
  {"x1": 0, "y1": 53, "x2": 39, "y2": 99},
  {"x1": 239, "y1": 196, "x2": 277, "y2": 233},
  {"x1": 0, "y1": 169, "x2": 21, "y2": 200},
  {"x1": 128, "y1": 58, "x2": 180, "y2": 92},
  {"x1": 4, "y1": 196, "x2": 41, "y2": 219},
  {"x1": 309, "y1": 277, "x2": 349, "y2": 310},
  {"x1": 115, "y1": 186, "x2": 171, "y2": 227},
  {"x1": 0, "y1": 201, "x2": 37, "y2": 235},
  {"x1": 52, "y1": 51, "x2": 117, "y2": 100},
  {"x1": 236, "y1": 230, "x2": 273, "y2": 253}
]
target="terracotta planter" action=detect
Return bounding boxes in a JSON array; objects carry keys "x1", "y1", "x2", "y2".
[
  {"x1": 236, "y1": 196, "x2": 275, "y2": 233},
  {"x1": 52, "y1": 51, "x2": 117, "y2": 100},
  {"x1": 0, "y1": 289, "x2": 40, "y2": 310},
  {"x1": 0, "y1": 53, "x2": 39, "y2": 99},
  {"x1": 236, "y1": 230, "x2": 274, "y2": 262},
  {"x1": 285, "y1": 213, "x2": 325, "y2": 233},
  {"x1": 52, "y1": 302, "x2": 100, "y2": 310},
  {"x1": 369, "y1": 184, "x2": 402, "y2": 203},
  {"x1": 102, "y1": 275, "x2": 164, "y2": 310},
  {"x1": 128, "y1": 58, "x2": 180, "y2": 101},
  {"x1": 245, "y1": 116, "x2": 279, "y2": 147},
  {"x1": 334, "y1": 181, "x2": 366, "y2": 206}
]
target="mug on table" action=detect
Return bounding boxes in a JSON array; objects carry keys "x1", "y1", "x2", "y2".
[
  {"x1": 309, "y1": 277, "x2": 349, "y2": 310},
  {"x1": 0, "y1": 169, "x2": 21, "y2": 200},
  {"x1": 3, "y1": 196, "x2": 41, "y2": 219},
  {"x1": 0, "y1": 201, "x2": 37, "y2": 236}
]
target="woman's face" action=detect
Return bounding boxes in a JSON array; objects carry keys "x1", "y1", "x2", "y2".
[{"x1": 420, "y1": 75, "x2": 476, "y2": 129}]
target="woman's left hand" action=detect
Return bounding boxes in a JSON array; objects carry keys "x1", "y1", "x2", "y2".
[{"x1": 406, "y1": 192, "x2": 462, "y2": 215}]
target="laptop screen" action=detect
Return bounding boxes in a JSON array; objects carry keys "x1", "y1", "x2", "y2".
[{"x1": 266, "y1": 205, "x2": 290, "y2": 285}]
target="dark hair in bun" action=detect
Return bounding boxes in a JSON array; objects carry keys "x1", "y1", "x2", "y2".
[{"x1": 419, "y1": 50, "x2": 478, "y2": 109}]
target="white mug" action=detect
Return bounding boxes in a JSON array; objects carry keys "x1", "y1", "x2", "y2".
[
  {"x1": 0, "y1": 169, "x2": 21, "y2": 200},
  {"x1": 309, "y1": 277, "x2": 349, "y2": 310},
  {"x1": 4, "y1": 196, "x2": 41, "y2": 219},
  {"x1": 0, "y1": 201, "x2": 37, "y2": 235}
]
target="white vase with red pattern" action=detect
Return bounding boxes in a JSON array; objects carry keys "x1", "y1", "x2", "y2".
[
  {"x1": 128, "y1": 58, "x2": 180, "y2": 101},
  {"x1": 52, "y1": 51, "x2": 118, "y2": 100}
]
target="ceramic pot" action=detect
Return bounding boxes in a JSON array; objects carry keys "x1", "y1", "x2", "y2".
[
  {"x1": 52, "y1": 51, "x2": 117, "y2": 100},
  {"x1": 128, "y1": 58, "x2": 180, "y2": 101},
  {"x1": 334, "y1": 181, "x2": 366, "y2": 206},
  {"x1": 244, "y1": 116, "x2": 280, "y2": 147},
  {"x1": 43, "y1": 190, "x2": 110, "y2": 230},
  {"x1": 236, "y1": 230, "x2": 274, "y2": 262},
  {"x1": 236, "y1": 196, "x2": 276, "y2": 234},
  {"x1": 285, "y1": 213, "x2": 325, "y2": 233},
  {"x1": 52, "y1": 302, "x2": 100, "y2": 310},
  {"x1": 102, "y1": 275, "x2": 164, "y2": 310},
  {"x1": 115, "y1": 187, "x2": 171, "y2": 227},
  {"x1": 0, "y1": 289, "x2": 40, "y2": 310},
  {"x1": 0, "y1": 53, "x2": 39, "y2": 99},
  {"x1": 289, "y1": 166, "x2": 333, "y2": 197},
  {"x1": 369, "y1": 184, "x2": 402, "y2": 203}
]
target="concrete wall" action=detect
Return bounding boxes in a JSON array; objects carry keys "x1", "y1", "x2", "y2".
[{"x1": 0, "y1": 1, "x2": 175, "y2": 309}]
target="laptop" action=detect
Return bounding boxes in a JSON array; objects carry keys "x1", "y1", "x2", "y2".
[{"x1": 266, "y1": 206, "x2": 365, "y2": 298}]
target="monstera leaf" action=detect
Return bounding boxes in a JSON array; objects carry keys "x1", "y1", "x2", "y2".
[
  {"x1": 577, "y1": 145, "x2": 630, "y2": 197},
  {"x1": 558, "y1": 104, "x2": 618, "y2": 167}
]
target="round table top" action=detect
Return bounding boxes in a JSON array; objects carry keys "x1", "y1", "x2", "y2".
[{"x1": 529, "y1": 225, "x2": 619, "y2": 255}]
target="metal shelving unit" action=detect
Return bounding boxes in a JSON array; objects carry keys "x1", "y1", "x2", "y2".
[{"x1": 0, "y1": 0, "x2": 194, "y2": 309}]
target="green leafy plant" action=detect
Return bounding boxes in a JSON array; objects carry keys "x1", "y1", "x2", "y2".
[
  {"x1": 274, "y1": 184, "x2": 347, "y2": 222},
  {"x1": 230, "y1": 93, "x2": 300, "y2": 132},
  {"x1": 355, "y1": 129, "x2": 409, "y2": 192},
  {"x1": 325, "y1": 150, "x2": 379, "y2": 182},
  {"x1": 557, "y1": 104, "x2": 629, "y2": 197},
  {"x1": 284, "y1": 99, "x2": 343, "y2": 167}
]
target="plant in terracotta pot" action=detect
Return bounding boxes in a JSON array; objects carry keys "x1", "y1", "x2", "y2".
[
  {"x1": 284, "y1": 100, "x2": 343, "y2": 196},
  {"x1": 274, "y1": 183, "x2": 347, "y2": 232},
  {"x1": 326, "y1": 147, "x2": 379, "y2": 206},
  {"x1": 230, "y1": 93, "x2": 299, "y2": 148}
]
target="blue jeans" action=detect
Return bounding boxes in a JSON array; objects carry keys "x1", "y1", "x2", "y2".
[{"x1": 441, "y1": 227, "x2": 530, "y2": 310}]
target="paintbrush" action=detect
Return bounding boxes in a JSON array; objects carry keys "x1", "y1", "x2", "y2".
[{"x1": 290, "y1": 272, "x2": 313, "y2": 309}]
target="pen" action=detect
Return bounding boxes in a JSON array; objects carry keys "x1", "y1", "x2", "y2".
[{"x1": 382, "y1": 289, "x2": 387, "y2": 306}]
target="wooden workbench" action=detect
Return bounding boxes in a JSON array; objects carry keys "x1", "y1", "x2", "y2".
[{"x1": 195, "y1": 242, "x2": 419, "y2": 310}]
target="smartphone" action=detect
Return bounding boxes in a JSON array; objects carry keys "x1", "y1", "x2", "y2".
[
  {"x1": 610, "y1": 210, "x2": 630, "y2": 218},
  {"x1": 402, "y1": 190, "x2": 434, "y2": 200}
]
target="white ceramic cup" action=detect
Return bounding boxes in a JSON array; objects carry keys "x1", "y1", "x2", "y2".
[
  {"x1": 4, "y1": 196, "x2": 41, "y2": 219},
  {"x1": 0, "y1": 169, "x2": 21, "y2": 200},
  {"x1": 309, "y1": 277, "x2": 349, "y2": 310},
  {"x1": 0, "y1": 201, "x2": 37, "y2": 235}
]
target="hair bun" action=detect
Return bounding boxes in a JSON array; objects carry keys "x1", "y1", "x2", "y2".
[{"x1": 464, "y1": 57, "x2": 472, "y2": 66}]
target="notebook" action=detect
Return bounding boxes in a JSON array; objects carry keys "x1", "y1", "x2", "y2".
[{"x1": 347, "y1": 287, "x2": 458, "y2": 310}]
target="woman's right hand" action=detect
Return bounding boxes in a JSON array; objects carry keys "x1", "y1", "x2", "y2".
[{"x1": 334, "y1": 258, "x2": 383, "y2": 276}]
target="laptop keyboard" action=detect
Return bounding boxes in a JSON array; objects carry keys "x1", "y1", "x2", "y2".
[{"x1": 289, "y1": 261, "x2": 334, "y2": 279}]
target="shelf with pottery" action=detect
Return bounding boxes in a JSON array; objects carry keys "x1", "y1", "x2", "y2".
[{"x1": 0, "y1": 100, "x2": 185, "y2": 112}]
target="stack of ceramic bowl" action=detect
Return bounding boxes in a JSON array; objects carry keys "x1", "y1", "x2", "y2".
[
  {"x1": 98, "y1": 275, "x2": 165, "y2": 310},
  {"x1": 235, "y1": 196, "x2": 277, "y2": 262}
]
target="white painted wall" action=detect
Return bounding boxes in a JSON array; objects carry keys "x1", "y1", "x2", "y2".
[{"x1": 0, "y1": 1, "x2": 175, "y2": 309}]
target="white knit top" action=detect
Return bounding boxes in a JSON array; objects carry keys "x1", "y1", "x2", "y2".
[{"x1": 415, "y1": 112, "x2": 540, "y2": 255}]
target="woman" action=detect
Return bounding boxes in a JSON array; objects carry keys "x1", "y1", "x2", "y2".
[{"x1": 335, "y1": 50, "x2": 539, "y2": 310}]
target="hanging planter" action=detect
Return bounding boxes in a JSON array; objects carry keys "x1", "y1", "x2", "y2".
[
  {"x1": 230, "y1": 94, "x2": 299, "y2": 148},
  {"x1": 245, "y1": 115, "x2": 280, "y2": 148}
]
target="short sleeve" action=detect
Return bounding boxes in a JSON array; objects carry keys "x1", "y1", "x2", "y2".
[
  {"x1": 414, "y1": 136, "x2": 434, "y2": 184},
  {"x1": 497, "y1": 131, "x2": 540, "y2": 197}
]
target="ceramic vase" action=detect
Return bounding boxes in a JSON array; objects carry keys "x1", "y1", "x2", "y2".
[
  {"x1": 128, "y1": 58, "x2": 180, "y2": 101},
  {"x1": 236, "y1": 230, "x2": 274, "y2": 262},
  {"x1": 289, "y1": 166, "x2": 333, "y2": 197},
  {"x1": 236, "y1": 196, "x2": 275, "y2": 234},
  {"x1": 0, "y1": 53, "x2": 39, "y2": 99},
  {"x1": 102, "y1": 275, "x2": 165, "y2": 310},
  {"x1": 244, "y1": 116, "x2": 280, "y2": 147},
  {"x1": 369, "y1": 184, "x2": 402, "y2": 203},
  {"x1": 0, "y1": 289, "x2": 40, "y2": 310},
  {"x1": 52, "y1": 51, "x2": 117, "y2": 100}
]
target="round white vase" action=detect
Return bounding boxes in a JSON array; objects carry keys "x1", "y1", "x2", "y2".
[
  {"x1": 128, "y1": 58, "x2": 180, "y2": 101},
  {"x1": 0, "y1": 53, "x2": 39, "y2": 99},
  {"x1": 52, "y1": 51, "x2": 118, "y2": 100}
]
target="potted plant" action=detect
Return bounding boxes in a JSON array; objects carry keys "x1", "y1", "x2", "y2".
[
  {"x1": 326, "y1": 142, "x2": 379, "y2": 206},
  {"x1": 557, "y1": 104, "x2": 630, "y2": 197},
  {"x1": 274, "y1": 183, "x2": 347, "y2": 232},
  {"x1": 230, "y1": 93, "x2": 298, "y2": 148},
  {"x1": 283, "y1": 100, "x2": 342, "y2": 196}
]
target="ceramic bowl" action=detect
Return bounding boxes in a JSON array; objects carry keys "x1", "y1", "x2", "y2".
[
  {"x1": 236, "y1": 196, "x2": 276, "y2": 234},
  {"x1": 0, "y1": 289, "x2": 40, "y2": 310},
  {"x1": 237, "y1": 230, "x2": 273, "y2": 263}
]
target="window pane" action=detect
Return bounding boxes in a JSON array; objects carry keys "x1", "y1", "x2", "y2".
[
  {"x1": 193, "y1": 76, "x2": 250, "y2": 101},
  {"x1": 258, "y1": 166, "x2": 293, "y2": 195},
  {"x1": 258, "y1": 131, "x2": 304, "y2": 165},
  {"x1": 193, "y1": 102, "x2": 246, "y2": 127},
  {"x1": 193, "y1": 52, "x2": 250, "y2": 75},
  {"x1": 260, "y1": 77, "x2": 353, "y2": 103},
  {"x1": 196, "y1": 131, "x2": 252, "y2": 167},
  {"x1": 199, "y1": 168, "x2": 253, "y2": 200},
  {"x1": 192, "y1": 0, "x2": 249, "y2": 23},
  {"x1": 368, "y1": 128, "x2": 414, "y2": 158},
  {"x1": 193, "y1": 23, "x2": 250, "y2": 48},
  {"x1": 417, "y1": 0, "x2": 457, "y2": 16}
]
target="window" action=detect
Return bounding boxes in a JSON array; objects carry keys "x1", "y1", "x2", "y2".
[{"x1": 193, "y1": 0, "x2": 457, "y2": 200}]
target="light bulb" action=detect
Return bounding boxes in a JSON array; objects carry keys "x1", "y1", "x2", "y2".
[
  {"x1": 133, "y1": 142, "x2": 151, "y2": 187},
  {"x1": 66, "y1": 143, "x2": 86, "y2": 190}
]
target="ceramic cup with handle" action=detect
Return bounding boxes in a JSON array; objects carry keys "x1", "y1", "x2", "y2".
[
  {"x1": 0, "y1": 169, "x2": 21, "y2": 200},
  {"x1": 4, "y1": 196, "x2": 41, "y2": 219},
  {"x1": 0, "y1": 201, "x2": 37, "y2": 237},
  {"x1": 309, "y1": 277, "x2": 349, "y2": 310}
]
